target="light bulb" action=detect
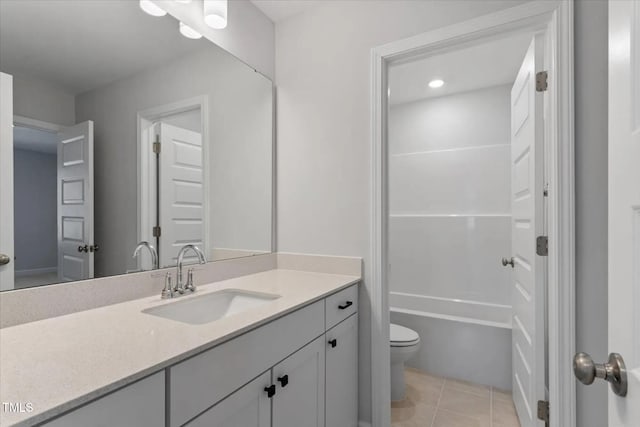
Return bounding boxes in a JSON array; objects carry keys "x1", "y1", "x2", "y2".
[
  {"x1": 139, "y1": 0, "x2": 167, "y2": 16},
  {"x1": 179, "y1": 22, "x2": 202, "y2": 39},
  {"x1": 204, "y1": 0, "x2": 227, "y2": 29},
  {"x1": 428, "y1": 79, "x2": 444, "y2": 89}
]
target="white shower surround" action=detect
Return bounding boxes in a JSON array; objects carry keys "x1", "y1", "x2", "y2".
[
  {"x1": 388, "y1": 84, "x2": 513, "y2": 389},
  {"x1": 389, "y1": 85, "x2": 513, "y2": 307}
]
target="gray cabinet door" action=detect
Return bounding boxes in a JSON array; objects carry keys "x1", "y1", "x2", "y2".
[
  {"x1": 185, "y1": 371, "x2": 271, "y2": 427},
  {"x1": 42, "y1": 372, "x2": 164, "y2": 427},
  {"x1": 272, "y1": 335, "x2": 326, "y2": 427},
  {"x1": 325, "y1": 314, "x2": 358, "y2": 427}
]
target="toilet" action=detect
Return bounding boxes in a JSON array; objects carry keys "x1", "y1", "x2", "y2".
[{"x1": 390, "y1": 323, "x2": 421, "y2": 401}]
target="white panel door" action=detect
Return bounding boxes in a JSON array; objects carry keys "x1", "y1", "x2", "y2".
[
  {"x1": 509, "y1": 36, "x2": 545, "y2": 427},
  {"x1": 0, "y1": 72, "x2": 14, "y2": 291},
  {"x1": 185, "y1": 371, "x2": 271, "y2": 427},
  {"x1": 272, "y1": 335, "x2": 325, "y2": 427},
  {"x1": 326, "y1": 314, "x2": 359, "y2": 427},
  {"x1": 57, "y1": 121, "x2": 94, "y2": 282},
  {"x1": 608, "y1": 1, "x2": 640, "y2": 424},
  {"x1": 157, "y1": 122, "x2": 204, "y2": 267}
]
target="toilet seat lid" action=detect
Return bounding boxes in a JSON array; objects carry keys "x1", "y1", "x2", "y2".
[{"x1": 390, "y1": 323, "x2": 419, "y2": 346}]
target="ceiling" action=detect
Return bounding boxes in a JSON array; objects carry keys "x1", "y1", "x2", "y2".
[
  {"x1": 14, "y1": 126, "x2": 58, "y2": 154},
  {"x1": 0, "y1": 0, "x2": 208, "y2": 95},
  {"x1": 389, "y1": 32, "x2": 533, "y2": 105},
  {"x1": 250, "y1": 0, "x2": 322, "y2": 23}
]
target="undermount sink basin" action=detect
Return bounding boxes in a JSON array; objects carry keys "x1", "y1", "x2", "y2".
[{"x1": 142, "y1": 289, "x2": 281, "y2": 325}]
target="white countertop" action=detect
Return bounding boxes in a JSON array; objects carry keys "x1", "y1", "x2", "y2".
[{"x1": 0, "y1": 269, "x2": 360, "y2": 426}]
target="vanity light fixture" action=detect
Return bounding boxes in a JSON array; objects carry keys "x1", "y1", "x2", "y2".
[
  {"x1": 139, "y1": 0, "x2": 167, "y2": 17},
  {"x1": 428, "y1": 79, "x2": 445, "y2": 89},
  {"x1": 179, "y1": 22, "x2": 202, "y2": 39},
  {"x1": 204, "y1": 0, "x2": 228, "y2": 29}
]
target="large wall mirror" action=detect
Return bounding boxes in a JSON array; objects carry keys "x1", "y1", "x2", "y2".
[{"x1": 0, "y1": 0, "x2": 273, "y2": 291}]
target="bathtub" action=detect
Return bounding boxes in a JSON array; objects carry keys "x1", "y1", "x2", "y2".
[{"x1": 390, "y1": 291, "x2": 513, "y2": 390}]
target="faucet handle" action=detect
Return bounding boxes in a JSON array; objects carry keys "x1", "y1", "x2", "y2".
[
  {"x1": 185, "y1": 268, "x2": 196, "y2": 292},
  {"x1": 161, "y1": 272, "x2": 174, "y2": 299}
]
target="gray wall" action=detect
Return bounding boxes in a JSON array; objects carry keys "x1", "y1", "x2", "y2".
[
  {"x1": 574, "y1": 0, "x2": 609, "y2": 426},
  {"x1": 13, "y1": 149, "x2": 57, "y2": 272},
  {"x1": 160, "y1": 0, "x2": 275, "y2": 80},
  {"x1": 12, "y1": 74, "x2": 75, "y2": 126},
  {"x1": 275, "y1": 0, "x2": 610, "y2": 423},
  {"x1": 76, "y1": 46, "x2": 272, "y2": 278},
  {"x1": 274, "y1": 1, "x2": 527, "y2": 422}
]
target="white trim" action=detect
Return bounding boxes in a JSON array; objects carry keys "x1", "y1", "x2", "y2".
[
  {"x1": 389, "y1": 213, "x2": 511, "y2": 218},
  {"x1": 136, "y1": 96, "x2": 210, "y2": 269},
  {"x1": 0, "y1": 73, "x2": 15, "y2": 291},
  {"x1": 370, "y1": 2, "x2": 574, "y2": 427},
  {"x1": 13, "y1": 115, "x2": 63, "y2": 133},
  {"x1": 391, "y1": 142, "x2": 509, "y2": 157},
  {"x1": 390, "y1": 307, "x2": 512, "y2": 330}
]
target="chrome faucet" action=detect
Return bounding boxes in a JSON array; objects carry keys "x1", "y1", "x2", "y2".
[
  {"x1": 175, "y1": 244, "x2": 207, "y2": 294},
  {"x1": 133, "y1": 241, "x2": 158, "y2": 270}
]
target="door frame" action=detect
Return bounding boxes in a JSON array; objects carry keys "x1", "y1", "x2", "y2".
[
  {"x1": 0, "y1": 73, "x2": 14, "y2": 291},
  {"x1": 369, "y1": 2, "x2": 575, "y2": 427},
  {"x1": 136, "y1": 96, "x2": 210, "y2": 270}
]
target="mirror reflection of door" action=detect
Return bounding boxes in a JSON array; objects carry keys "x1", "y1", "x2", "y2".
[
  {"x1": 10, "y1": 115, "x2": 95, "y2": 289},
  {"x1": 0, "y1": 0, "x2": 274, "y2": 292},
  {"x1": 138, "y1": 104, "x2": 206, "y2": 271},
  {"x1": 57, "y1": 121, "x2": 95, "y2": 283}
]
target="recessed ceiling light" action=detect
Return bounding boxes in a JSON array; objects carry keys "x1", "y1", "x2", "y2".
[
  {"x1": 140, "y1": 0, "x2": 167, "y2": 17},
  {"x1": 179, "y1": 22, "x2": 202, "y2": 39},
  {"x1": 428, "y1": 79, "x2": 444, "y2": 89}
]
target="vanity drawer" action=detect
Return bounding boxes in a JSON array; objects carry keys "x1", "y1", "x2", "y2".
[
  {"x1": 325, "y1": 284, "x2": 358, "y2": 330},
  {"x1": 169, "y1": 300, "x2": 324, "y2": 427}
]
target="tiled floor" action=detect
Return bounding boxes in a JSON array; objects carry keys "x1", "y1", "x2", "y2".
[{"x1": 391, "y1": 368, "x2": 521, "y2": 427}]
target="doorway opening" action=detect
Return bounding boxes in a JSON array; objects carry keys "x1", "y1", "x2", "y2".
[
  {"x1": 137, "y1": 97, "x2": 210, "y2": 271},
  {"x1": 12, "y1": 124, "x2": 59, "y2": 288},
  {"x1": 9, "y1": 115, "x2": 96, "y2": 290},
  {"x1": 370, "y1": 3, "x2": 575, "y2": 427}
]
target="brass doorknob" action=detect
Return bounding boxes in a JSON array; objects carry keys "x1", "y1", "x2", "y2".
[
  {"x1": 573, "y1": 352, "x2": 627, "y2": 397},
  {"x1": 0, "y1": 254, "x2": 10, "y2": 265}
]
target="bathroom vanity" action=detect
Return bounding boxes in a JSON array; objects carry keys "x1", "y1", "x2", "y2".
[{"x1": 0, "y1": 270, "x2": 359, "y2": 427}]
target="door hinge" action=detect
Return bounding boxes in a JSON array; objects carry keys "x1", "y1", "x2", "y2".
[
  {"x1": 536, "y1": 71, "x2": 548, "y2": 92},
  {"x1": 537, "y1": 400, "x2": 550, "y2": 425},
  {"x1": 536, "y1": 236, "x2": 549, "y2": 256},
  {"x1": 152, "y1": 226, "x2": 161, "y2": 238},
  {"x1": 543, "y1": 183, "x2": 549, "y2": 197},
  {"x1": 153, "y1": 135, "x2": 161, "y2": 154}
]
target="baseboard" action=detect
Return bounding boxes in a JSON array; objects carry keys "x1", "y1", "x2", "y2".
[
  {"x1": 359, "y1": 421, "x2": 372, "y2": 427},
  {"x1": 14, "y1": 267, "x2": 57, "y2": 277}
]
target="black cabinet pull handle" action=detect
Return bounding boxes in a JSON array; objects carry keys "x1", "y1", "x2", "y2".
[
  {"x1": 277, "y1": 375, "x2": 289, "y2": 387},
  {"x1": 328, "y1": 339, "x2": 337, "y2": 348},
  {"x1": 338, "y1": 301, "x2": 353, "y2": 310},
  {"x1": 264, "y1": 384, "x2": 276, "y2": 398}
]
